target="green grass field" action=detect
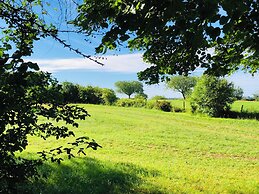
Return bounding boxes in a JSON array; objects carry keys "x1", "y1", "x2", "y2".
[
  {"x1": 169, "y1": 99, "x2": 259, "y2": 113},
  {"x1": 231, "y1": 100, "x2": 259, "y2": 113},
  {"x1": 22, "y1": 103, "x2": 259, "y2": 193}
]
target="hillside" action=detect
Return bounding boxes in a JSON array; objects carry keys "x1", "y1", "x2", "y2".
[{"x1": 24, "y1": 104, "x2": 259, "y2": 193}]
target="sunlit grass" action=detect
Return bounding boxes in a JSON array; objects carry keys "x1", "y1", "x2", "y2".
[
  {"x1": 169, "y1": 99, "x2": 259, "y2": 114},
  {"x1": 231, "y1": 100, "x2": 259, "y2": 113},
  {"x1": 22, "y1": 104, "x2": 259, "y2": 193}
]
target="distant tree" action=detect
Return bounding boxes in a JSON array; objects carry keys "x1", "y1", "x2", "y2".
[
  {"x1": 78, "y1": 86, "x2": 103, "y2": 104},
  {"x1": 61, "y1": 82, "x2": 80, "y2": 103},
  {"x1": 166, "y1": 76, "x2": 197, "y2": 110},
  {"x1": 253, "y1": 92, "x2": 259, "y2": 101},
  {"x1": 233, "y1": 87, "x2": 244, "y2": 100},
  {"x1": 190, "y1": 75, "x2": 235, "y2": 117},
  {"x1": 115, "y1": 81, "x2": 144, "y2": 99}
]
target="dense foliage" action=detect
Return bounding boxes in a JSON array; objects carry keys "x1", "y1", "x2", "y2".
[
  {"x1": 153, "y1": 101, "x2": 172, "y2": 112},
  {"x1": 0, "y1": 71, "x2": 99, "y2": 193},
  {"x1": 190, "y1": 75, "x2": 235, "y2": 117},
  {"x1": 101, "y1": 88, "x2": 118, "y2": 105},
  {"x1": 74, "y1": 0, "x2": 259, "y2": 83},
  {"x1": 0, "y1": 1, "x2": 100, "y2": 192},
  {"x1": 116, "y1": 98, "x2": 146, "y2": 108},
  {"x1": 134, "y1": 93, "x2": 147, "y2": 100},
  {"x1": 150, "y1": 95, "x2": 167, "y2": 100},
  {"x1": 61, "y1": 82, "x2": 118, "y2": 105}
]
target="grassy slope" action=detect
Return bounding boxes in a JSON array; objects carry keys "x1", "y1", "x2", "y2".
[
  {"x1": 231, "y1": 100, "x2": 259, "y2": 112},
  {"x1": 24, "y1": 104, "x2": 259, "y2": 194}
]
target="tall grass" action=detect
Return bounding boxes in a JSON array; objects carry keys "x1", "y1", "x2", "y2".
[{"x1": 21, "y1": 104, "x2": 259, "y2": 193}]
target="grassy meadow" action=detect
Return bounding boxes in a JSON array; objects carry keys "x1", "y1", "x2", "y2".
[
  {"x1": 169, "y1": 99, "x2": 259, "y2": 113},
  {"x1": 21, "y1": 102, "x2": 259, "y2": 193}
]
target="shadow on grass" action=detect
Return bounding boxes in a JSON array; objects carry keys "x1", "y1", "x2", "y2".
[
  {"x1": 25, "y1": 157, "x2": 162, "y2": 194},
  {"x1": 225, "y1": 111, "x2": 259, "y2": 120}
]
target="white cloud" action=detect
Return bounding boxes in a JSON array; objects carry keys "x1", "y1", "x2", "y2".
[{"x1": 29, "y1": 53, "x2": 149, "y2": 73}]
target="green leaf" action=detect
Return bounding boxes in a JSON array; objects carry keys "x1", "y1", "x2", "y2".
[
  {"x1": 220, "y1": 16, "x2": 229, "y2": 25},
  {"x1": 223, "y1": 23, "x2": 232, "y2": 34},
  {"x1": 136, "y1": 2, "x2": 141, "y2": 11},
  {"x1": 18, "y1": 63, "x2": 28, "y2": 72},
  {"x1": 28, "y1": 62, "x2": 40, "y2": 71},
  {"x1": 0, "y1": 49, "x2": 3, "y2": 58},
  {"x1": 5, "y1": 63, "x2": 13, "y2": 70},
  {"x1": 119, "y1": 34, "x2": 130, "y2": 41}
]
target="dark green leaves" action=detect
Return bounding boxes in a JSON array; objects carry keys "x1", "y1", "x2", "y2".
[
  {"x1": 119, "y1": 34, "x2": 130, "y2": 41},
  {"x1": 206, "y1": 26, "x2": 221, "y2": 40},
  {"x1": 27, "y1": 62, "x2": 40, "y2": 71},
  {"x1": 0, "y1": 70, "x2": 93, "y2": 192},
  {"x1": 220, "y1": 16, "x2": 229, "y2": 25},
  {"x1": 74, "y1": 0, "x2": 259, "y2": 83}
]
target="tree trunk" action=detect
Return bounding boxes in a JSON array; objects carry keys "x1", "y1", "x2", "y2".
[{"x1": 182, "y1": 93, "x2": 186, "y2": 110}]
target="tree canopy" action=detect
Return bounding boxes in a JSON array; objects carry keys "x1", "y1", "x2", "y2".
[
  {"x1": 166, "y1": 76, "x2": 197, "y2": 109},
  {"x1": 74, "y1": 0, "x2": 259, "y2": 84},
  {"x1": 166, "y1": 76, "x2": 197, "y2": 99},
  {"x1": 115, "y1": 81, "x2": 144, "y2": 98},
  {"x1": 0, "y1": 1, "x2": 100, "y2": 192},
  {"x1": 190, "y1": 75, "x2": 235, "y2": 117}
]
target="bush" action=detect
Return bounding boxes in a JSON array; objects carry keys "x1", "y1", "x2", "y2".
[
  {"x1": 190, "y1": 75, "x2": 235, "y2": 117},
  {"x1": 134, "y1": 93, "x2": 148, "y2": 100},
  {"x1": 145, "y1": 100, "x2": 156, "y2": 109},
  {"x1": 101, "y1": 88, "x2": 118, "y2": 105},
  {"x1": 171, "y1": 106, "x2": 183, "y2": 112},
  {"x1": 62, "y1": 82, "x2": 80, "y2": 103},
  {"x1": 78, "y1": 86, "x2": 103, "y2": 104},
  {"x1": 150, "y1": 95, "x2": 167, "y2": 100},
  {"x1": 116, "y1": 98, "x2": 146, "y2": 107},
  {"x1": 154, "y1": 101, "x2": 172, "y2": 112}
]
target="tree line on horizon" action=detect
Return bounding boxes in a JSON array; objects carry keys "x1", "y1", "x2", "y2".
[{"x1": 58, "y1": 75, "x2": 250, "y2": 118}]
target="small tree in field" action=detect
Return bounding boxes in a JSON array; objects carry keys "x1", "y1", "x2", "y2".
[
  {"x1": 166, "y1": 76, "x2": 197, "y2": 110},
  {"x1": 190, "y1": 75, "x2": 235, "y2": 117},
  {"x1": 115, "y1": 81, "x2": 144, "y2": 99}
]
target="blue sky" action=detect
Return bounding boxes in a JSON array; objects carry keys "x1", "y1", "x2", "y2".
[
  {"x1": 27, "y1": 25, "x2": 259, "y2": 99},
  {"x1": 1, "y1": 1, "x2": 257, "y2": 99}
]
